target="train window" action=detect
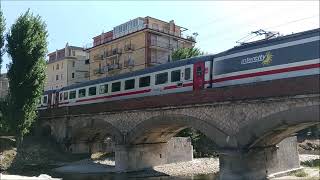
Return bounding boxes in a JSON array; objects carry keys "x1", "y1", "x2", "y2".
[
  {"x1": 78, "y1": 89, "x2": 86, "y2": 98},
  {"x1": 171, "y1": 70, "x2": 181, "y2": 82},
  {"x1": 64, "y1": 92, "x2": 68, "y2": 100},
  {"x1": 185, "y1": 68, "x2": 191, "y2": 80},
  {"x1": 69, "y1": 91, "x2": 76, "y2": 99},
  {"x1": 43, "y1": 96, "x2": 48, "y2": 104},
  {"x1": 89, "y1": 86, "x2": 97, "y2": 96},
  {"x1": 155, "y1": 72, "x2": 168, "y2": 85},
  {"x1": 59, "y1": 93, "x2": 63, "y2": 101},
  {"x1": 139, "y1": 76, "x2": 150, "y2": 88},
  {"x1": 112, "y1": 82, "x2": 121, "y2": 92},
  {"x1": 99, "y1": 84, "x2": 108, "y2": 94},
  {"x1": 125, "y1": 79, "x2": 135, "y2": 90}
]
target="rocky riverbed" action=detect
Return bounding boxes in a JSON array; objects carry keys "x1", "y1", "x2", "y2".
[{"x1": 54, "y1": 154, "x2": 319, "y2": 177}]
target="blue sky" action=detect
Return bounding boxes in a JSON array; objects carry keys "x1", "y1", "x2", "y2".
[{"x1": 1, "y1": 1, "x2": 319, "y2": 73}]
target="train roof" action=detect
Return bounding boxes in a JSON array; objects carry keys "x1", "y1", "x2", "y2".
[
  {"x1": 44, "y1": 54, "x2": 214, "y2": 93},
  {"x1": 215, "y1": 28, "x2": 320, "y2": 58}
]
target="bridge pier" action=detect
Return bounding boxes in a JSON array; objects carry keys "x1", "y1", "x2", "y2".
[
  {"x1": 219, "y1": 136, "x2": 299, "y2": 180},
  {"x1": 115, "y1": 137, "x2": 193, "y2": 172}
]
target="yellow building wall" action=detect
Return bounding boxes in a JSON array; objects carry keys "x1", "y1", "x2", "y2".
[{"x1": 89, "y1": 31, "x2": 146, "y2": 80}]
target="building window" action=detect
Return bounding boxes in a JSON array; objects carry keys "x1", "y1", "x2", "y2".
[
  {"x1": 72, "y1": 50, "x2": 75, "y2": 56},
  {"x1": 52, "y1": 66, "x2": 54, "y2": 71},
  {"x1": 72, "y1": 73, "x2": 75, "y2": 79},
  {"x1": 171, "y1": 70, "x2": 181, "y2": 82},
  {"x1": 78, "y1": 89, "x2": 86, "y2": 98},
  {"x1": 185, "y1": 68, "x2": 191, "y2": 80},
  {"x1": 61, "y1": 62, "x2": 63, "y2": 69},
  {"x1": 64, "y1": 92, "x2": 68, "y2": 100},
  {"x1": 69, "y1": 91, "x2": 76, "y2": 99},
  {"x1": 56, "y1": 64, "x2": 59, "y2": 70},
  {"x1": 99, "y1": 84, "x2": 108, "y2": 94},
  {"x1": 89, "y1": 86, "x2": 97, "y2": 96},
  {"x1": 56, "y1": 75, "x2": 59, "y2": 81},
  {"x1": 155, "y1": 72, "x2": 168, "y2": 85},
  {"x1": 59, "y1": 93, "x2": 63, "y2": 101},
  {"x1": 61, "y1": 74, "x2": 63, "y2": 80},
  {"x1": 125, "y1": 79, "x2": 135, "y2": 90},
  {"x1": 139, "y1": 76, "x2": 150, "y2": 88},
  {"x1": 111, "y1": 82, "x2": 121, "y2": 92},
  {"x1": 72, "y1": 61, "x2": 75, "y2": 67}
]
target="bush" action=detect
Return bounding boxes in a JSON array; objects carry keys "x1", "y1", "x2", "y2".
[
  {"x1": 290, "y1": 169, "x2": 308, "y2": 177},
  {"x1": 301, "y1": 159, "x2": 320, "y2": 168}
]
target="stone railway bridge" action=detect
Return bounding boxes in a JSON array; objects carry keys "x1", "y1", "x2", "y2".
[{"x1": 39, "y1": 75, "x2": 320, "y2": 180}]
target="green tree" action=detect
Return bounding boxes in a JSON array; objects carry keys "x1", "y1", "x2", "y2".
[
  {"x1": 6, "y1": 10, "x2": 47, "y2": 145},
  {"x1": 171, "y1": 47, "x2": 204, "y2": 61},
  {"x1": 0, "y1": 7, "x2": 5, "y2": 75},
  {"x1": 0, "y1": 98, "x2": 10, "y2": 134}
]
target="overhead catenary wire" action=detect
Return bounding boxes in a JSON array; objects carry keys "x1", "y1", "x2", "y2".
[{"x1": 198, "y1": 14, "x2": 319, "y2": 46}]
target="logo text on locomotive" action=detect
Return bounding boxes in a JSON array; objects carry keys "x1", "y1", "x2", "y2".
[{"x1": 241, "y1": 51, "x2": 273, "y2": 65}]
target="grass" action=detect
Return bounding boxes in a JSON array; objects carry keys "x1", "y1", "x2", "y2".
[
  {"x1": 289, "y1": 169, "x2": 308, "y2": 177},
  {"x1": 301, "y1": 159, "x2": 320, "y2": 169}
]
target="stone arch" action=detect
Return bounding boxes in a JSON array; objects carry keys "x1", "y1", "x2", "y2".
[
  {"x1": 69, "y1": 118, "x2": 124, "y2": 145},
  {"x1": 237, "y1": 105, "x2": 320, "y2": 149},
  {"x1": 125, "y1": 114, "x2": 238, "y2": 149}
]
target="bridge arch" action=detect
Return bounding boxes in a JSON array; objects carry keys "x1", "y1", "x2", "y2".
[
  {"x1": 69, "y1": 117, "x2": 124, "y2": 145},
  {"x1": 125, "y1": 114, "x2": 238, "y2": 149},
  {"x1": 237, "y1": 104, "x2": 320, "y2": 149}
]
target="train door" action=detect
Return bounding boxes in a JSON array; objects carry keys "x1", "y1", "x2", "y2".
[{"x1": 193, "y1": 61, "x2": 205, "y2": 90}]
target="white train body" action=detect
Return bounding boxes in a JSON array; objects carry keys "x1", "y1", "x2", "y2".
[{"x1": 38, "y1": 28, "x2": 320, "y2": 110}]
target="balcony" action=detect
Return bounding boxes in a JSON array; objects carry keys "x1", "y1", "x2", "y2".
[
  {"x1": 150, "y1": 40, "x2": 170, "y2": 50},
  {"x1": 124, "y1": 44, "x2": 135, "y2": 51},
  {"x1": 94, "y1": 68, "x2": 104, "y2": 75},
  {"x1": 93, "y1": 54, "x2": 104, "y2": 61}
]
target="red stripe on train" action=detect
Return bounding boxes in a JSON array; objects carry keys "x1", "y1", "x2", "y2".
[{"x1": 212, "y1": 63, "x2": 320, "y2": 83}]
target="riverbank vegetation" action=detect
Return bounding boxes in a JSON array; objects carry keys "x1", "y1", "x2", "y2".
[{"x1": 0, "y1": 136, "x2": 89, "y2": 175}]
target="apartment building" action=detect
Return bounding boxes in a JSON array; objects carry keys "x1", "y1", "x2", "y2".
[
  {"x1": 88, "y1": 16, "x2": 195, "y2": 80},
  {"x1": 45, "y1": 44, "x2": 89, "y2": 91},
  {"x1": 0, "y1": 74, "x2": 9, "y2": 99}
]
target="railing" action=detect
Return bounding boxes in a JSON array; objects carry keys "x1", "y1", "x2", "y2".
[{"x1": 150, "y1": 39, "x2": 170, "y2": 49}]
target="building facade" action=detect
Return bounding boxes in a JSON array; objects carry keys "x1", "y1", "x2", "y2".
[
  {"x1": 0, "y1": 74, "x2": 9, "y2": 99},
  {"x1": 45, "y1": 44, "x2": 89, "y2": 91},
  {"x1": 88, "y1": 16, "x2": 195, "y2": 80}
]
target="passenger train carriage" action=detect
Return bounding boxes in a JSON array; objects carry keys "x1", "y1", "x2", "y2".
[{"x1": 38, "y1": 28, "x2": 320, "y2": 109}]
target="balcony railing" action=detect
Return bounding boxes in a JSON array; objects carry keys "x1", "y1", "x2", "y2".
[{"x1": 150, "y1": 39, "x2": 170, "y2": 49}]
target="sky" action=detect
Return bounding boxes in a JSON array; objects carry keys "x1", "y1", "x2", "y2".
[{"x1": 1, "y1": 1, "x2": 319, "y2": 74}]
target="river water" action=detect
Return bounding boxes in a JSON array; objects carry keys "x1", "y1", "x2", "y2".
[
  {"x1": 53, "y1": 172, "x2": 219, "y2": 180},
  {"x1": 5, "y1": 168, "x2": 219, "y2": 180}
]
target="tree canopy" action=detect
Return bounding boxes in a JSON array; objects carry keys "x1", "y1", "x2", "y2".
[
  {"x1": 6, "y1": 10, "x2": 47, "y2": 143},
  {"x1": 0, "y1": 8, "x2": 5, "y2": 75},
  {"x1": 171, "y1": 47, "x2": 204, "y2": 61}
]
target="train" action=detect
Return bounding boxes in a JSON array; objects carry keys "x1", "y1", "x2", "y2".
[{"x1": 38, "y1": 28, "x2": 320, "y2": 109}]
